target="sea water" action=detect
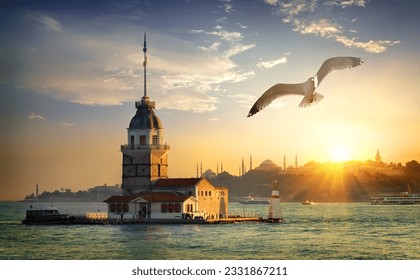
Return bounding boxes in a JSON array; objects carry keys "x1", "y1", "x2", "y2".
[{"x1": 0, "y1": 201, "x2": 418, "y2": 260}]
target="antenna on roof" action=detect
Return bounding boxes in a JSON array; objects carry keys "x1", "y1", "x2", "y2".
[{"x1": 143, "y1": 32, "x2": 148, "y2": 98}]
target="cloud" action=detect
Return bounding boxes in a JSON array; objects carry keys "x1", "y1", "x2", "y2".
[
  {"x1": 264, "y1": 0, "x2": 279, "y2": 6},
  {"x1": 198, "y1": 42, "x2": 221, "y2": 52},
  {"x1": 9, "y1": 9, "x2": 255, "y2": 113},
  {"x1": 225, "y1": 43, "x2": 256, "y2": 57},
  {"x1": 293, "y1": 18, "x2": 342, "y2": 37},
  {"x1": 228, "y1": 94, "x2": 257, "y2": 108},
  {"x1": 338, "y1": 0, "x2": 366, "y2": 8},
  {"x1": 335, "y1": 36, "x2": 400, "y2": 54},
  {"x1": 156, "y1": 48, "x2": 256, "y2": 109},
  {"x1": 191, "y1": 27, "x2": 243, "y2": 42},
  {"x1": 220, "y1": 0, "x2": 235, "y2": 13},
  {"x1": 257, "y1": 57, "x2": 288, "y2": 69},
  {"x1": 274, "y1": 0, "x2": 399, "y2": 53},
  {"x1": 237, "y1": 23, "x2": 248, "y2": 29},
  {"x1": 28, "y1": 112, "x2": 46, "y2": 120},
  {"x1": 26, "y1": 12, "x2": 64, "y2": 33},
  {"x1": 149, "y1": 25, "x2": 256, "y2": 111},
  {"x1": 61, "y1": 122, "x2": 75, "y2": 126}
]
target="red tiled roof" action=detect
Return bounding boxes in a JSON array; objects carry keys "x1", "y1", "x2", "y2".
[
  {"x1": 137, "y1": 192, "x2": 193, "y2": 202},
  {"x1": 152, "y1": 178, "x2": 203, "y2": 188},
  {"x1": 103, "y1": 194, "x2": 142, "y2": 203}
]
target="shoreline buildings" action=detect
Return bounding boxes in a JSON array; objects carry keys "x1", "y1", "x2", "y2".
[{"x1": 105, "y1": 34, "x2": 228, "y2": 222}]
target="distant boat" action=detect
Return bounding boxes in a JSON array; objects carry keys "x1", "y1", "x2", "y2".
[
  {"x1": 301, "y1": 200, "x2": 314, "y2": 205},
  {"x1": 22, "y1": 204, "x2": 76, "y2": 225},
  {"x1": 371, "y1": 193, "x2": 420, "y2": 205},
  {"x1": 371, "y1": 185, "x2": 420, "y2": 205},
  {"x1": 240, "y1": 194, "x2": 270, "y2": 204}
]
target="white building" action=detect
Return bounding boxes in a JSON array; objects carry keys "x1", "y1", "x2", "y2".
[{"x1": 104, "y1": 192, "x2": 200, "y2": 222}]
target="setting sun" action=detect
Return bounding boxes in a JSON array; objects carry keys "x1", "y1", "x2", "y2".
[{"x1": 330, "y1": 145, "x2": 350, "y2": 162}]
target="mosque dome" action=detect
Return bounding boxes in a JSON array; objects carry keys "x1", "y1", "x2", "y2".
[
  {"x1": 128, "y1": 97, "x2": 163, "y2": 130},
  {"x1": 259, "y1": 159, "x2": 278, "y2": 171}
]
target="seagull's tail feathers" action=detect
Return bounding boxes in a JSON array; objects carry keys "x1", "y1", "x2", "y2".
[{"x1": 299, "y1": 92, "x2": 324, "y2": 108}]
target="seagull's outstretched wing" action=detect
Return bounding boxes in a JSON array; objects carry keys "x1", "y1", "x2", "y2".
[
  {"x1": 315, "y1": 57, "x2": 364, "y2": 86},
  {"x1": 247, "y1": 83, "x2": 305, "y2": 117}
]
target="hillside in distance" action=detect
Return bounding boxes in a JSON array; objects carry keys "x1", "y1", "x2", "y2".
[{"x1": 208, "y1": 161, "x2": 420, "y2": 202}]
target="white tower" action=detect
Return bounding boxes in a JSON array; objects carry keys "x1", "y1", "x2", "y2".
[
  {"x1": 121, "y1": 33, "x2": 170, "y2": 195},
  {"x1": 268, "y1": 180, "x2": 283, "y2": 222}
]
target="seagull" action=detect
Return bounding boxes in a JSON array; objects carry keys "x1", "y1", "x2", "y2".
[{"x1": 247, "y1": 56, "x2": 364, "y2": 117}]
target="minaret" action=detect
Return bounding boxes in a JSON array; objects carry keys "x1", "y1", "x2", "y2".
[
  {"x1": 120, "y1": 33, "x2": 170, "y2": 195},
  {"x1": 196, "y1": 163, "x2": 199, "y2": 178},
  {"x1": 221, "y1": 162, "x2": 223, "y2": 173},
  {"x1": 375, "y1": 149, "x2": 381, "y2": 163},
  {"x1": 250, "y1": 155, "x2": 253, "y2": 171},
  {"x1": 283, "y1": 155, "x2": 286, "y2": 171},
  {"x1": 217, "y1": 162, "x2": 219, "y2": 175},
  {"x1": 295, "y1": 154, "x2": 298, "y2": 169},
  {"x1": 35, "y1": 183, "x2": 39, "y2": 199},
  {"x1": 268, "y1": 180, "x2": 283, "y2": 222}
]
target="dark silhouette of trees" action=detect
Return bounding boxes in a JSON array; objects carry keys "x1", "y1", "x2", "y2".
[{"x1": 405, "y1": 160, "x2": 420, "y2": 174}]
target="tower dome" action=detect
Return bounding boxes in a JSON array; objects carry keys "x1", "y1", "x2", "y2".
[{"x1": 128, "y1": 96, "x2": 163, "y2": 130}]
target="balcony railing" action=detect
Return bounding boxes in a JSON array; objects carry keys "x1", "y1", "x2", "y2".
[{"x1": 121, "y1": 144, "x2": 170, "y2": 151}]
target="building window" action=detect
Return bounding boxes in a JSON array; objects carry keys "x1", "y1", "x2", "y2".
[
  {"x1": 168, "y1": 203, "x2": 175, "y2": 213},
  {"x1": 130, "y1": 136, "x2": 135, "y2": 147},
  {"x1": 209, "y1": 191, "x2": 212, "y2": 196},
  {"x1": 110, "y1": 203, "x2": 129, "y2": 213},
  {"x1": 186, "y1": 204, "x2": 193, "y2": 212},
  {"x1": 152, "y1": 135, "x2": 158, "y2": 146},
  {"x1": 140, "y1": 135, "x2": 146, "y2": 145},
  {"x1": 160, "y1": 203, "x2": 181, "y2": 213}
]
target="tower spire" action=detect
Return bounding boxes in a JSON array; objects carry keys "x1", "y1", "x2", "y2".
[{"x1": 143, "y1": 32, "x2": 148, "y2": 98}]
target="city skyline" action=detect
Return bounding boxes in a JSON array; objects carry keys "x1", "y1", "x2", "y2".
[{"x1": 1, "y1": 0, "x2": 420, "y2": 200}]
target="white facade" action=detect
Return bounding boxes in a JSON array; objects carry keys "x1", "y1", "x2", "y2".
[
  {"x1": 106, "y1": 200, "x2": 147, "y2": 221},
  {"x1": 127, "y1": 128, "x2": 164, "y2": 148},
  {"x1": 104, "y1": 193, "x2": 199, "y2": 221},
  {"x1": 148, "y1": 197, "x2": 198, "y2": 219}
]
